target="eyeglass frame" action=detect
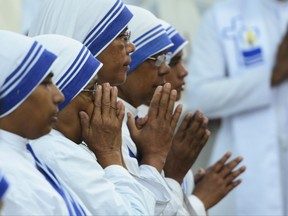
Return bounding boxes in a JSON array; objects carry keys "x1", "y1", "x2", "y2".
[
  {"x1": 147, "y1": 52, "x2": 172, "y2": 67},
  {"x1": 118, "y1": 30, "x2": 131, "y2": 45},
  {"x1": 81, "y1": 83, "x2": 97, "y2": 98}
]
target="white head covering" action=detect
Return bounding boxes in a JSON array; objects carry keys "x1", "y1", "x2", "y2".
[
  {"x1": 159, "y1": 19, "x2": 189, "y2": 58},
  {"x1": 34, "y1": 34, "x2": 102, "y2": 110},
  {"x1": 29, "y1": 0, "x2": 133, "y2": 57},
  {"x1": 126, "y1": 5, "x2": 173, "y2": 74},
  {"x1": 0, "y1": 30, "x2": 57, "y2": 118}
]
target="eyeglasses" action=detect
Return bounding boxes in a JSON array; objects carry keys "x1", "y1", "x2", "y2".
[
  {"x1": 118, "y1": 30, "x2": 131, "y2": 45},
  {"x1": 82, "y1": 83, "x2": 97, "y2": 98},
  {"x1": 147, "y1": 53, "x2": 172, "y2": 67}
]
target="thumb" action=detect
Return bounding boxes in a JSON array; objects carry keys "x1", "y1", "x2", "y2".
[
  {"x1": 194, "y1": 168, "x2": 206, "y2": 184},
  {"x1": 126, "y1": 112, "x2": 138, "y2": 138},
  {"x1": 135, "y1": 115, "x2": 148, "y2": 129}
]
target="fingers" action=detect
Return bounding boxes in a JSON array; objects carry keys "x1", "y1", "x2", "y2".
[
  {"x1": 101, "y1": 83, "x2": 111, "y2": 117},
  {"x1": 165, "y1": 89, "x2": 178, "y2": 121},
  {"x1": 186, "y1": 111, "x2": 208, "y2": 142},
  {"x1": 226, "y1": 179, "x2": 242, "y2": 193},
  {"x1": 211, "y1": 151, "x2": 232, "y2": 173},
  {"x1": 176, "y1": 112, "x2": 194, "y2": 139},
  {"x1": 126, "y1": 112, "x2": 138, "y2": 138},
  {"x1": 158, "y1": 83, "x2": 172, "y2": 119},
  {"x1": 170, "y1": 104, "x2": 182, "y2": 131},
  {"x1": 110, "y1": 86, "x2": 118, "y2": 117},
  {"x1": 148, "y1": 86, "x2": 163, "y2": 118},
  {"x1": 199, "y1": 129, "x2": 211, "y2": 146},
  {"x1": 117, "y1": 100, "x2": 125, "y2": 124},
  {"x1": 92, "y1": 85, "x2": 103, "y2": 120},
  {"x1": 135, "y1": 115, "x2": 148, "y2": 129},
  {"x1": 220, "y1": 156, "x2": 244, "y2": 178},
  {"x1": 225, "y1": 166, "x2": 246, "y2": 184}
]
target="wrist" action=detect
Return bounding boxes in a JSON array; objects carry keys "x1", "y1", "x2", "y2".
[
  {"x1": 140, "y1": 153, "x2": 167, "y2": 173},
  {"x1": 96, "y1": 151, "x2": 123, "y2": 168}
]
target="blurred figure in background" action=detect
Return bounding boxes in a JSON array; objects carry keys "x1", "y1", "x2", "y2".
[{"x1": 186, "y1": 0, "x2": 288, "y2": 215}]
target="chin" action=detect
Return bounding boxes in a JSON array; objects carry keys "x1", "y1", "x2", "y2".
[{"x1": 114, "y1": 75, "x2": 127, "y2": 86}]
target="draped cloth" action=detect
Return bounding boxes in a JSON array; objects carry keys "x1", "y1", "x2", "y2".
[
  {"x1": 0, "y1": 30, "x2": 56, "y2": 117},
  {"x1": 34, "y1": 34, "x2": 102, "y2": 110},
  {"x1": 29, "y1": 0, "x2": 133, "y2": 57}
]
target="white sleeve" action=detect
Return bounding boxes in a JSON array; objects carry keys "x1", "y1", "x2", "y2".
[
  {"x1": 165, "y1": 178, "x2": 200, "y2": 216},
  {"x1": 34, "y1": 138, "x2": 153, "y2": 216},
  {"x1": 186, "y1": 195, "x2": 206, "y2": 216},
  {"x1": 186, "y1": 9, "x2": 272, "y2": 119},
  {"x1": 181, "y1": 170, "x2": 206, "y2": 215},
  {"x1": 104, "y1": 165, "x2": 156, "y2": 215}
]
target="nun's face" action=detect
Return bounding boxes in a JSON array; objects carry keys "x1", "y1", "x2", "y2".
[
  {"x1": 0, "y1": 74, "x2": 64, "y2": 139},
  {"x1": 96, "y1": 28, "x2": 135, "y2": 86},
  {"x1": 166, "y1": 51, "x2": 188, "y2": 101},
  {"x1": 118, "y1": 51, "x2": 170, "y2": 108}
]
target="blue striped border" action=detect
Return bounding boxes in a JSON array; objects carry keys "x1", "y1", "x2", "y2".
[
  {"x1": 127, "y1": 32, "x2": 173, "y2": 74},
  {"x1": 57, "y1": 47, "x2": 101, "y2": 110},
  {"x1": 0, "y1": 43, "x2": 57, "y2": 117},
  {"x1": 83, "y1": 1, "x2": 133, "y2": 57}
]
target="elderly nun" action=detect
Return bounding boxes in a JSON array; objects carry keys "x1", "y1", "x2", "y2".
[
  {"x1": 30, "y1": 34, "x2": 156, "y2": 215},
  {"x1": 0, "y1": 30, "x2": 71, "y2": 215},
  {"x1": 110, "y1": 5, "x2": 201, "y2": 216},
  {"x1": 29, "y1": 0, "x2": 135, "y2": 86}
]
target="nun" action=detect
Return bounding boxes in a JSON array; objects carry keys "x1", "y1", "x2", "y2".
[
  {"x1": 29, "y1": 34, "x2": 156, "y2": 215},
  {"x1": 112, "y1": 5, "x2": 201, "y2": 215},
  {"x1": 29, "y1": 0, "x2": 135, "y2": 86},
  {"x1": 0, "y1": 30, "x2": 70, "y2": 215}
]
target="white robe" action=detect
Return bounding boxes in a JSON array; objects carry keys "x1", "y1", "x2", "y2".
[
  {"x1": 30, "y1": 129, "x2": 155, "y2": 215},
  {"x1": 0, "y1": 129, "x2": 69, "y2": 215},
  {"x1": 186, "y1": 0, "x2": 288, "y2": 215}
]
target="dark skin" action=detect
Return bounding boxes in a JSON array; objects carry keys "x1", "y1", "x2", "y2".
[
  {"x1": 96, "y1": 27, "x2": 135, "y2": 86},
  {"x1": 54, "y1": 82, "x2": 126, "y2": 168},
  {"x1": 193, "y1": 152, "x2": 246, "y2": 210},
  {"x1": 163, "y1": 50, "x2": 246, "y2": 210},
  {"x1": 164, "y1": 110, "x2": 210, "y2": 183},
  {"x1": 271, "y1": 27, "x2": 288, "y2": 86},
  {"x1": 127, "y1": 83, "x2": 182, "y2": 172},
  {"x1": 0, "y1": 74, "x2": 64, "y2": 139}
]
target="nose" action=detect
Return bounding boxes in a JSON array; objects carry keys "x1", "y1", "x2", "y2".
[
  {"x1": 126, "y1": 42, "x2": 135, "y2": 54},
  {"x1": 158, "y1": 61, "x2": 171, "y2": 76},
  {"x1": 179, "y1": 63, "x2": 188, "y2": 78},
  {"x1": 52, "y1": 83, "x2": 65, "y2": 105}
]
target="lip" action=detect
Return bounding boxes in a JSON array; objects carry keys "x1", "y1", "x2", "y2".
[
  {"x1": 177, "y1": 82, "x2": 185, "y2": 89},
  {"x1": 123, "y1": 56, "x2": 131, "y2": 67},
  {"x1": 51, "y1": 110, "x2": 59, "y2": 123}
]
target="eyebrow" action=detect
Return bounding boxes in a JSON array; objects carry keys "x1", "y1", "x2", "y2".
[
  {"x1": 47, "y1": 72, "x2": 54, "y2": 78},
  {"x1": 120, "y1": 26, "x2": 128, "y2": 34}
]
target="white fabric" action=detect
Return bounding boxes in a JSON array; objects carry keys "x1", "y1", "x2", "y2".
[
  {"x1": 30, "y1": 129, "x2": 155, "y2": 215},
  {"x1": 0, "y1": 30, "x2": 56, "y2": 117},
  {"x1": 121, "y1": 99, "x2": 200, "y2": 215},
  {"x1": 137, "y1": 104, "x2": 206, "y2": 216},
  {"x1": 28, "y1": 0, "x2": 133, "y2": 57},
  {"x1": 186, "y1": 0, "x2": 288, "y2": 215},
  {"x1": 33, "y1": 34, "x2": 102, "y2": 109},
  {"x1": 158, "y1": 19, "x2": 189, "y2": 58},
  {"x1": 0, "y1": 129, "x2": 69, "y2": 215},
  {"x1": 126, "y1": 5, "x2": 173, "y2": 73}
]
